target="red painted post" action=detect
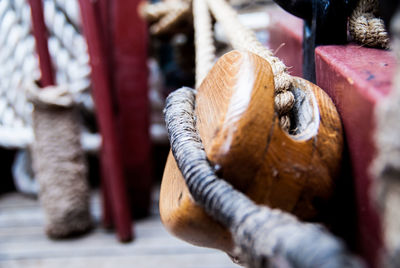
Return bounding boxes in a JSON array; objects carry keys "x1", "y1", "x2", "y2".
[
  {"x1": 100, "y1": 153, "x2": 114, "y2": 229},
  {"x1": 78, "y1": 0, "x2": 133, "y2": 242},
  {"x1": 28, "y1": 0, "x2": 55, "y2": 87},
  {"x1": 97, "y1": 0, "x2": 114, "y2": 230},
  {"x1": 263, "y1": 8, "x2": 397, "y2": 265},
  {"x1": 108, "y1": 0, "x2": 153, "y2": 218},
  {"x1": 315, "y1": 45, "x2": 396, "y2": 266}
]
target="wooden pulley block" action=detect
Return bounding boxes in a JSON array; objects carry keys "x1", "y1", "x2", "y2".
[{"x1": 160, "y1": 50, "x2": 343, "y2": 255}]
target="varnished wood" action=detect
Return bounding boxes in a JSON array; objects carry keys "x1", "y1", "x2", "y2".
[{"x1": 160, "y1": 50, "x2": 343, "y2": 255}]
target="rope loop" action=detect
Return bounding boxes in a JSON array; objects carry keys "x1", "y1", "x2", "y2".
[{"x1": 26, "y1": 82, "x2": 75, "y2": 108}]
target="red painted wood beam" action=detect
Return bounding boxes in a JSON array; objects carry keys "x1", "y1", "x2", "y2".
[
  {"x1": 315, "y1": 45, "x2": 396, "y2": 267},
  {"x1": 28, "y1": 0, "x2": 55, "y2": 87},
  {"x1": 100, "y1": 153, "x2": 114, "y2": 229},
  {"x1": 78, "y1": 0, "x2": 133, "y2": 242},
  {"x1": 264, "y1": 7, "x2": 397, "y2": 266},
  {"x1": 108, "y1": 0, "x2": 153, "y2": 218},
  {"x1": 97, "y1": 0, "x2": 114, "y2": 230}
]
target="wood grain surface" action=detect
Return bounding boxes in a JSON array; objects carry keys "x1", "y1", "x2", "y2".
[
  {"x1": 160, "y1": 50, "x2": 343, "y2": 255},
  {"x1": 0, "y1": 191, "x2": 237, "y2": 268}
]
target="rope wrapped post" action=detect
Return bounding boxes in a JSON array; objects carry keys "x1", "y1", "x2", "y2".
[
  {"x1": 164, "y1": 87, "x2": 363, "y2": 268},
  {"x1": 29, "y1": 85, "x2": 91, "y2": 238},
  {"x1": 28, "y1": 0, "x2": 91, "y2": 238}
]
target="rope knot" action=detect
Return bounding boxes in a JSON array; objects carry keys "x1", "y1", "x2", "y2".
[{"x1": 26, "y1": 82, "x2": 75, "y2": 108}]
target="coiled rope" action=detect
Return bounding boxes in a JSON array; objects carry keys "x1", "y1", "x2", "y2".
[
  {"x1": 164, "y1": 86, "x2": 362, "y2": 268},
  {"x1": 349, "y1": 0, "x2": 390, "y2": 49}
]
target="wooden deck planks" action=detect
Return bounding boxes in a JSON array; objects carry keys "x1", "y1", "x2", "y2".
[{"x1": 0, "y1": 191, "x2": 237, "y2": 268}]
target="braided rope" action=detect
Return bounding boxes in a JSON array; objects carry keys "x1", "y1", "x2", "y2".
[
  {"x1": 164, "y1": 87, "x2": 362, "y2": 268},
  {"x1": 0, "y1": 1, "x2": 38, "y2": 129},
  {"x1": 0, "y1": 0, "x2": 92, "y2": 149},
  {"x1": 206, "y1": 0, "x2": 294, "y2": 131},
  {"x1": 52, "y1": 0, "x2": 82, "y2": 29},
  {"x1": 349, "y1": 0, "x2": 390, "y2": 49},
  {"x1": 193, "y1": 0, "x2": 215, "y2": 88}
]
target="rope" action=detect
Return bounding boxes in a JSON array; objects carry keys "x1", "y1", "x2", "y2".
[
  {"x1": 0, "y1": 0, "x2": 93, "y2": 149},
  {"x1": 26, "y1": 83, "x2": 74, "y2": 108},
  {"x1": 193, "y1": 0, "x2": 215, "y2": 88},
  {"x1": 164, "y1": 87, "x2": 362, "y2": 268},
  {"x1": 205, "y1": 0, "x2": 294, "y2": 131},
  {"x1": 52, "y1": 0, "x2": 82, "y2": 29},
  {"x1": 0, "y1": 0, "x2": 38, "y2": 129},
  {"x1": 30, "y1": 86, "x2": 92, "y2": 238},
  {"x1": 147, "y1": 1, "x2": 191, "y2": 35},
  {"x1": 349, "y1": 0, "x2": 390, "y2": 49},
  {"x1": 139, "y1": 1, "x2": 180, "y2": 22}
]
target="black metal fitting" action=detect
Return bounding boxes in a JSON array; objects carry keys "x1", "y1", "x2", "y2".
[
  {"x1": 273, "y1": 0, "x2": 357, "y2": 82},
  {"x1": 379, "y1": 0, "x2": 400, "y2": 36}
]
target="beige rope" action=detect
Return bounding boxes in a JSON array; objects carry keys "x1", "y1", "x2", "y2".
[
  {"x1": 26, "y1": 83, "x2": 74, "y2": 108},
  {"x1": 139, "y1": 1, "x2": 178, "y2": 22},
  {"x1": 29, "y1": 83, "x2": 91, "y2": 238},
  {"x1": 193, "y1": 0, "x2": 215, "y2": 88},
  {"x1": 148, "y1": 1, "x2": 191, "y2": 35},
  {"x1": 349, "y1": 0, "x2": 390, "y2": 49},
  {"x1": 206, "y1": 0, "x2": 294, "y2": 131}
]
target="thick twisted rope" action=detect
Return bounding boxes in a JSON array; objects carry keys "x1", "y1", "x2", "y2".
[
  {"x1": 0, "y1": 0, "x2": 38, "y2": 129},
  {"x1": 349, "y1": 0, "x2": 390, "y2": 49},
  {"x1": 52, "y1": 0, "x2": 82, "y2": 28},
  {"x1": 139, "y1": 1, "x2": 180, "y2": 22},
  {"x1": 193, "y1": 0, "x2": 215, "y2": 88},
  {"x1": 0, "y1": 0, "x2": 92, "y2": 149},
  {"x1": 206, "y1": 0, "x2": 294, "y2": 131},
  {"x1": 148, "y1": 1, "x2": 191, "y2": 35},
  {"x1": 164, "y1": 87, "x2": 362, "y2": 268},
  {"x1": 43, "y1": 0, "x2": 91, "y2": 100}
]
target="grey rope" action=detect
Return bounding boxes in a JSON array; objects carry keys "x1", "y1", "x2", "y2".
[{"x1": 164, "y1": 87, "x2": 363, "y2": 268}]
